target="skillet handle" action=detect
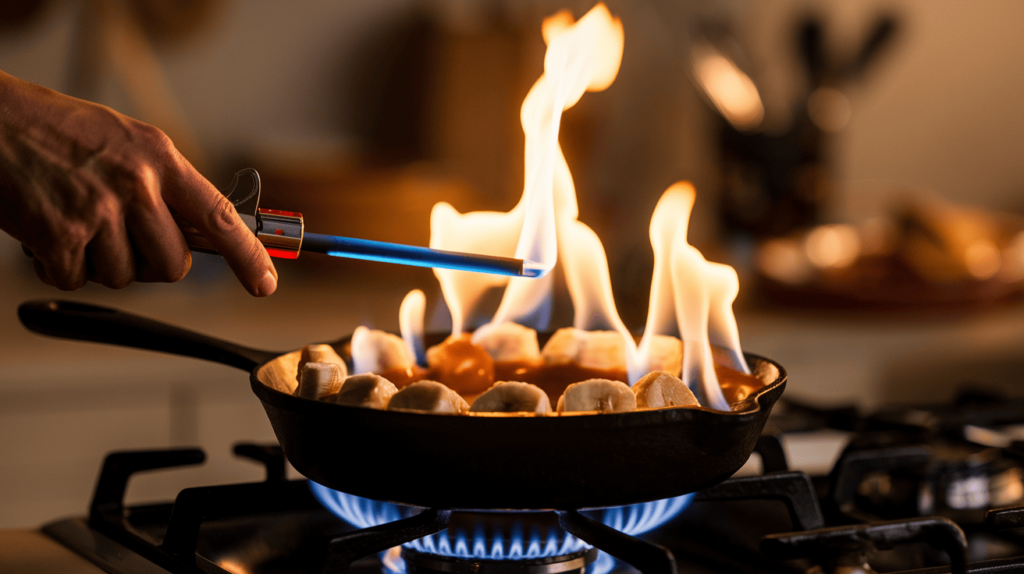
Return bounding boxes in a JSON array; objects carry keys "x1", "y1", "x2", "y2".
[{"x1": 18, "y1": 300, "x2": 280, "y2": 372}]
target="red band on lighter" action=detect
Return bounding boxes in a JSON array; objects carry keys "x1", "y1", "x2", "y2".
[
  {"x1": 266, "y1": 247, "x2": 300, "y2": 259},
  {"x1": 259, "y1": 208, "x2": 302, "y2": 218}
]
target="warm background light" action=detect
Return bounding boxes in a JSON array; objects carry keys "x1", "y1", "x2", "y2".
[
  {"x1": 2, "y1": 0, "x2": 1024, "y2": 529},
  {"x1": 804, "y1": 224, "x2": 860, "y2": 269},
  {"x1": 693, "y1": 46, "x2": 764, "y2": 131}
]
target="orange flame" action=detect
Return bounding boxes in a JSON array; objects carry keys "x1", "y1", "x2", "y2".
[
  {"x1": 400, "y1": 289, "x2": 427, "y2": 364},
  {"x1": 635, "y1": 183, "x2": 746, "y2": 410},
  {"x1": 431, "y1": 4, "x2": 623, "y2": 334},
  {"x1": 359, "y1": 4, "x2": 748, "y2": 411}
]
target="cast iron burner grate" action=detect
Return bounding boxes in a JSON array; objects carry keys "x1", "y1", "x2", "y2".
[
  {"x1": 39, "y1": 435, "x2": 990, "y2": 574},
  {"x1": 43, "y1": 443, "x2": 679, "y2": 574}
]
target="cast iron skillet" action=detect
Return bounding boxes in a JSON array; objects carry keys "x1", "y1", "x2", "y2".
[{"x1": 19, "y1": 299, "x2": 786, "y2": 511}]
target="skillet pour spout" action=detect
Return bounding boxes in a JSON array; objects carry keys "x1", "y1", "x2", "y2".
[{"x1": 19, "y1": 299, "x2": 786, "y2": 511}]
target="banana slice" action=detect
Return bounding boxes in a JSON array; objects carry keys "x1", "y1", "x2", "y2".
[
  {"x1": 470, "y1": 381, "x2": 551, "y2": 414},
  {"x1": 331, "y1": 374, "x2": 398, "y2": 409},
  {"x1": 295, "y1": 362, "x2": 345, "y2": 400},
  {"x1": 297, "y1": 344, "x2": 347, "y2": 382},
  {"x1": 556, "y1": 379, "x2": 636, "y2": 413},
  {"x1": 471, "y1": 323, "x2": 542, "y2": 363},
  {"x1": 541, "y1": 328, "x2": 627, "y2": 370},
  {"x1": 643, "y1": 336, "x2": 683, "y2": 376},
  {"x1": 632, "y1": 371, "x2": 699, "y2": 409},
  {"x1": 351, "y1": 326, "x2": 416, "y2": 374},
  {"x1": 387, "y1": 380, "x2": 469, "y2": 414}
]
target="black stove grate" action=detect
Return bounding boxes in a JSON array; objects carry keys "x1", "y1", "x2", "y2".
[{"x1": 43, "y1": 394, "x2": 1024, "y2": 574}]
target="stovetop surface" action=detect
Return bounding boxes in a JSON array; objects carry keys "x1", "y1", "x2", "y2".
[{"x1": 35, "y1": 387, "x2": 1024, "y2": 574}]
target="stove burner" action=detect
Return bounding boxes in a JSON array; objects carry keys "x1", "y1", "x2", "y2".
[
  {"x1": 49, "y1": 443, "x2": 687, "y2": 574},
  {"x1": 309, "y1": 483, "x2": 691, "y2": 570},
  {"x1": 36, "y1": 419, "x2": 1012, "y2": 574},
  {"x1": 401, "y1": 547, "x2": 598, "y2": 574}
]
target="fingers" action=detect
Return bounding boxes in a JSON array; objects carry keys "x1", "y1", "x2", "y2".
[
  {"x1": 26, "y1": 225, "x2": 125, "y2": 291},
  {"x1": 8, "y1": 107, "x2": 275, "y2": 295},
  {"x1": 86, "y1": 219, "x2": 135, "y2": 288},
  {"x1": 25, "y1": 202, "x2": 183, "y2": 290},
  {"x1": 162, "y1": 159, "x2": 277, "y2": 296},
  {"x1": 31, "y1": 258, "x2": 51, "y2": 285},
  {"x1": 124, "y1": 189, "x2": 191, "y2": 283},
  {"x1": 32, "y1": 241, "x2": 88, "y2": 290}
]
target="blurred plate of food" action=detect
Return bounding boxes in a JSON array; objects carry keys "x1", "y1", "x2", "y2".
[{"x1": 755, "y1": 191, "x2": 1024, "y2": 310}]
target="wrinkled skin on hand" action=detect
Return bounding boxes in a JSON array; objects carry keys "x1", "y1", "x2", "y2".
[{"x1": 0, "y1": 70, "x2": 277, "y2": 295}]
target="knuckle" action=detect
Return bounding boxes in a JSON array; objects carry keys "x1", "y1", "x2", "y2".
[
  {"x1": 43, "y1": 239, "x2": 88, "y2": 291},
  {"x1": 91, "y1": 192, "x2": 123, "y2": 222},
  {"x1": 65, "y1": 225, "x2": 91, "y2": 253},
  {"x1": 130, "y1": 180, "x2": 164, "y2": 217},
  {"x1": 39, "y1": 222, "x2": 88, "y2": 259},
  {"x1": 123, "y1": 161, "x2": 159, "y2": 197},
  {"x1": 135, "y1": 122, "x2": 174, "y2": 154},
  {"x1": 101, "y1": 159, "x2": 158, "y2": 210},
  {"x1": 207, "y1": 194, "x2": 241, "y2": 234}
]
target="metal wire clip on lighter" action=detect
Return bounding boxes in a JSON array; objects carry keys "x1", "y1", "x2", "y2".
[{"x1": 180, "y1": 168, "x2": 546, "y2": 278}]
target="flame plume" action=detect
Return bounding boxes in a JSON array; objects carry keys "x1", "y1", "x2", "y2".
[
  {"x1": 399, "y1": 289, "x2": 427, "y2": 364},
  {"x1": 635, "y1": 184, "x2": 747, "y2": 410},
  {"x1": 431, "y1": 4, "x2": 623, "y2": 334},
  {"x1": 365, "y1": 3, "x2": 749, "y2": 410}
]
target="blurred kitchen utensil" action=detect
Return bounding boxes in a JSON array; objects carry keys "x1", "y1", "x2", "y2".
[{"x1": 706, "y1": 12, "x2": 900, "y2": 238}]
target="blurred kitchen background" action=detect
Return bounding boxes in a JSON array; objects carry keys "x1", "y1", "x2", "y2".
[{"x1": 3, "y1": 0, "x2": 1024, "y2": 527}]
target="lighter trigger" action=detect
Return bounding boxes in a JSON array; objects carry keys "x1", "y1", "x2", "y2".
[{"x1": 219, "y1": 168, "x2": 262, "y2": 235}]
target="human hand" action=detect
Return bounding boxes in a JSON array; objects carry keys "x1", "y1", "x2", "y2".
[{"x1": 0, "y1": 71, "x2": 277, "y2": 295}]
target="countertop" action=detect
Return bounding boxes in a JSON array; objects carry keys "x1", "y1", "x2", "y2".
[{"x1": 0, "y1": 530, "x2": 105, "y2": 574}]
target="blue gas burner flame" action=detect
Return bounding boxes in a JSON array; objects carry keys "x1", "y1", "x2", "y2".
[{"x1": 310, "y1": 482, "x2": 692, "y2": 574}]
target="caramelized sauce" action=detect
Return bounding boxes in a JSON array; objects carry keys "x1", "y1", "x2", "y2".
[
  {"x1": 426, "y1": 337, "x2": 495, "y2": 395},
  {"x1": 377, "y1": 365, "x2": 430, "y2": 388},
  {"x1": 377, "y1": 347, "x2": 767, "y2": 411},
  {"x1": 494, "y1": 361, "x2": 627, "y2": 405},
  {"x1": 716, "y1": 365, "x2": 763, "y2": 405}
]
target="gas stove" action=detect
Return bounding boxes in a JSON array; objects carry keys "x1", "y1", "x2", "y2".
[{"x1": 35, "y1": 388, "x2": 1024, "y2": 574}]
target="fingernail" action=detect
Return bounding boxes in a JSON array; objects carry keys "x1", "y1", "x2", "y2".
[{"x1": 256, "y1": 270, "x2": 277, "y2": 296}]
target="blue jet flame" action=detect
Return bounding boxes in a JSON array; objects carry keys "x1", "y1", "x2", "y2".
[{"x1": 310, "y1": 482, "x2": 692, "y2": 574}]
